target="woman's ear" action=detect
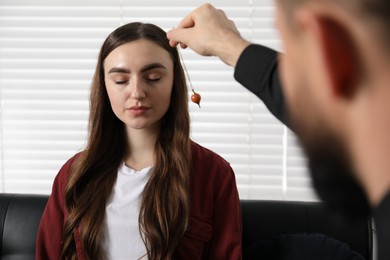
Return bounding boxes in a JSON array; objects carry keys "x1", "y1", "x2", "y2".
[{"x1": 298, "y1": 9, "x2": 361, "y2": 99}]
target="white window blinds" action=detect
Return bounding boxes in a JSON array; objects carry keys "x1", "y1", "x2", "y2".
[{"x1": 0, "y1": 0, "x2": 318, "y2": 201}]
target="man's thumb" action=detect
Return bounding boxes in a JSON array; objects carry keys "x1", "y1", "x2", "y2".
[{"x1": 167, "y1": 28, "x2": 191, "y2": 48}]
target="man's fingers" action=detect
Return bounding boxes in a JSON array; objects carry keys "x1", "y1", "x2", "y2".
[
  {"x1": 167, "y1": 39, "x2": 188, "y2": 49},
  {"x1": 167, "y1": 5, "x2": 198, "y2": 47},
  {"x1": 176, "y1": 10, "x2": 196, "y2": 29},
  {"x1": 217, "y1": 9, "x2": 228, "y2": 19},
  {"x1": 167, "y1": 29, "x2": 180, "y2": 47},
  {"x1": 168, "y1": 39, "x2": 178, "y2": 48},
  {"x1": 176, "y1": 3, "x2": 218, "y2": 29},
  {"x1": 167, "y1": 28, "x2": 192, "y2": 48}
]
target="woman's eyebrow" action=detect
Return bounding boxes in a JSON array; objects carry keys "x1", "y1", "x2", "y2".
[
  {"x1": 107, "y1": 63, "x2": 167, "y2": 74},
  {"x1": 140, "y1": 63, "x2": 167, "y2": 73},
  {"x1": 108, "y1": 67, "x2": 130, "y2": 74}
]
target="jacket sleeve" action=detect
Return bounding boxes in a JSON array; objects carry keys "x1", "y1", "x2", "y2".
[
  {"x1": 234, "y1": 44, "x2": 290, "y2": 127},
  {"x1": 36, "y1": 157, "x2": 75, "y2": 260},
  {"x1": 207, "y1": 165, "x2": 242, "y2": 259}
]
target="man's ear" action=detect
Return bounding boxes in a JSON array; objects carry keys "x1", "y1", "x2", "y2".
[{"x1": 299, "y1": 11, "x2": 361, "y2": 99}]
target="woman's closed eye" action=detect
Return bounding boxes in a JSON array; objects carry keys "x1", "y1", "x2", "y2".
[
  {"x1": 112, "y1": 75, "x2": 129, "y2": 85},
  {"x1": 146, "y1": 74, "x2": 161, "y2": 82},
  {"x1": 114, "y1": 79, "x2": 129, "y2": 85}
]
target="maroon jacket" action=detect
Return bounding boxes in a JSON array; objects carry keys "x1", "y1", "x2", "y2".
[{"x1": 36, "y1": 141, "x2": 242, "y2": 259}]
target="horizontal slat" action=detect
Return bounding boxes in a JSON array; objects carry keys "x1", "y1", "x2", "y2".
[
  {"x1": 4, "y1": 131, "x2": 87, "y2": 142},
  {"x1": 3, "y1": 141, "x2": 85, "y2": 150},
  {"x1": 2, "y1": 121, "x2": 87, "y2": 131},
  {"x1": 3, "y1": 111, "x2": 89, "y2": 121}
]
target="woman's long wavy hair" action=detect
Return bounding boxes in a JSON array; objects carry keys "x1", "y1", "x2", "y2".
[{"x1": 60, "y1": 22, "x2": 191, "y2": 260}]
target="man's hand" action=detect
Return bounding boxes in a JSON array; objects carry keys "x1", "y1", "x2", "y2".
[{"x1": 167, "y1": 3, "x2": 250, "y2": 67}]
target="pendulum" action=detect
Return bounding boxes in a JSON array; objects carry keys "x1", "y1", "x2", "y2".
[
  {"x1": 191, "y1": 90, "x2": 201, "y2": 108},
  {"x1": 178, "y1": 48, "x2": 201, "y2": 108}
]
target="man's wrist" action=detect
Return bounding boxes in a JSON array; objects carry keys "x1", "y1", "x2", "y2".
[{"x1": 216, "y1": 37, "x2": 250, "y2": 67}]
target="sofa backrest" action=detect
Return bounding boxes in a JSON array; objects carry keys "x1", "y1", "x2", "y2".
[
  {"x1": 0, "y1": 194, "x2": 48, "y2": 260},
  {"x1": 241, "y1": 200, "x2": 373, "y2": 260},
  {"x1": 0, "y1": 193, "x2": 373, "y2": 260}
]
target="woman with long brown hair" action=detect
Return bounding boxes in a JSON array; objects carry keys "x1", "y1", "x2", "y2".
[{"x1": 36, "y1": 22, "x2": 242, "y2": 260}]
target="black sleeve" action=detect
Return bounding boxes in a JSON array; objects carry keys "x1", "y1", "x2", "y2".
[
  {"x1": 234, "y1": 44, "x2": 289, "y2": 127},
  {"x1": 373, "y1": 191, "x2": 390, "y2": 260}
]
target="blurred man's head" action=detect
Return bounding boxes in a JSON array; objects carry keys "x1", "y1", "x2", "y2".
[{"x1": 275, "y1": 0, "x2": 390, "y2": 219}]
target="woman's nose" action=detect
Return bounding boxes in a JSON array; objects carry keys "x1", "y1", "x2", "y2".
[{"x1": 129, "y1": 78, "x2": 146, "y2": 100}]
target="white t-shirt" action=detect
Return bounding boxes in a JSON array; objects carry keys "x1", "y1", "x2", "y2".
[{"x1": 102, "y1": 163, "x2": 153, "y2": 260}]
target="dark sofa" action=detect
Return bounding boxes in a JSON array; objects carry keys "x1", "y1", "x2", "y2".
[{"x1": 0, "y1": 193, "x2": 373, "y2": 259}]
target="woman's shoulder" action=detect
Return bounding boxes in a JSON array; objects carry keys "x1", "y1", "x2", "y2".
[
  {"x1": 54, "y1": 152, "x2": 83, "y2": 183},
  {"x1": 190, "y1": 140, "x2": 233, "y2": 175},
  {"x1": 190, "y1": 140, "x2": 228, "y2": 162},
  {"x1": 46, "y1": 152, "x2": 84, "y2": 202}
]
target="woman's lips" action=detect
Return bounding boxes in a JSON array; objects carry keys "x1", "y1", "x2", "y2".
[{"x1": 128, "y1": 106, "x2": 150, "y2": 116}]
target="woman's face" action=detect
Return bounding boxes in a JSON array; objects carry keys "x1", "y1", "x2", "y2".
[{"x1": 104, "y1": 39, "x2": 174, "y2": 132}]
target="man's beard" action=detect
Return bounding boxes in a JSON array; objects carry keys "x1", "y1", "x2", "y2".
[{"x1": 292, "y1": 117, "x2": 370, "y2": 220}]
